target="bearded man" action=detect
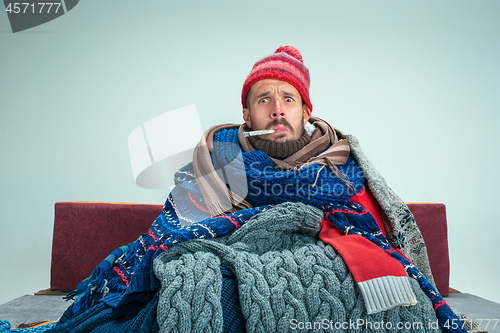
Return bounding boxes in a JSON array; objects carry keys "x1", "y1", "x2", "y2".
[{"x1": 52, "y1": 47, "x2": 466, "y2": 333}]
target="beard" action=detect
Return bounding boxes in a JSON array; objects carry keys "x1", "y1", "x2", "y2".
[{"x1": 263, "y1": 116, "x2": 305, "y2": 142}]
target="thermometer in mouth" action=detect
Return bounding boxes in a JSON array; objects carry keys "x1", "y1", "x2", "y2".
[{"x1": 242, "y1": 129, "x2": 276, "y2": 137}]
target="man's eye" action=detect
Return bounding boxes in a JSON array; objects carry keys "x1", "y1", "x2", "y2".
[
  {"x1": 259, "y1": 98, "x2": 270, "y2": 103},
  {"x1": 285, "y1": 97, "x2": 294, "y2": 102}
]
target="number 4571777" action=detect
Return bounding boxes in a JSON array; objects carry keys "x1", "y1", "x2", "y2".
[{"x1": 5, "y1": 3, "x2": 62, "y2": 14}]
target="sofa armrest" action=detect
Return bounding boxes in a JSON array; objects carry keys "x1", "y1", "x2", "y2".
[
  {"x1": 50, "y1": 202, "x2": 163, "y2": 291},
  {"x1": 406, "y1": 203, "x2": 450, "y2": 297}
]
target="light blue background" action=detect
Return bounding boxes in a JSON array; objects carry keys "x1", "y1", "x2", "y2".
[{"x1": 1, "y1": 0, "x2": 499, "y2": 306}]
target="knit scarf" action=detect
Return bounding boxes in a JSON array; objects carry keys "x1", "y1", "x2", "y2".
[
  {"x1": 247, "y1": 130, "x2": 311, "y2": 159},
  {"x1": 193, "y1": 117, "x2": 352, "y2": 218}
]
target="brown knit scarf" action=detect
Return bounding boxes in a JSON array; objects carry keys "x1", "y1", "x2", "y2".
[
  {"x1": 248, "y1": 131, "x2": 312, "y2": 160},
  {"x1": 192, "y1": 117, "x2": 352, "y2": 217}
]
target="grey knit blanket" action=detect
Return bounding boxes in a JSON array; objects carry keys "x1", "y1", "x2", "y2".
[{"x1": 153, "y1": 202, "x2": 440, "y2": 333}]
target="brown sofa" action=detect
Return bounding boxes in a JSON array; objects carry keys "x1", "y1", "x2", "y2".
[{"x1": 50, "y1": 201, "x2": 450, "y2": 297}]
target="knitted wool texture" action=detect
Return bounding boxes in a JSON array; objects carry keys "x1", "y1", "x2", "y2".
[
  {"x1": 153, "y1": 202, "x2": 441, "y2": 333},
  {"x1": 62, "y1": 123, "x2": 443, "y2": 332},
  {"x1": 241, "y1": 46, "x2": 312, "y2": 111},
  {"x1": 248, "y1": 130, "x2": 311, "y2": 160},
  {"x1": 47, "y1": 294, "x2": 160, "y2": 333},
  {"x1": 211, "y1": 128, "x2": 364, "y2": 209},
  {"x1": 47, "y1": 269, "x2": 243, "y2": 333},
  {"x1": 66, "y1": 127, "x2": 362, "y2": 316}
]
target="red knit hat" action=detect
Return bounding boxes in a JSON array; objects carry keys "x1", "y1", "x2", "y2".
[{"x1": 241, "y1": 46, "x2": 312, "y2": 112}]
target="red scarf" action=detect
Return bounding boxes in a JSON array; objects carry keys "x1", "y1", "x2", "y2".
[{"x1": 319, "y1": 187, "x2": 417, "y2": 314}]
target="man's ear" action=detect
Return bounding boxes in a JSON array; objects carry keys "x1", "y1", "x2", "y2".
[
  {"x1": 302, "y1": 104, "x2": 312, "y2": 125},
  {"x1": 242, "y1": 108, "x2": 252, "y2": 128}
]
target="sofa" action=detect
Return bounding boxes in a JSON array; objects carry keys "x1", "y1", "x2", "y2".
[{"x1": 49, "y1": 201, "x2": 451, "y2": 296}]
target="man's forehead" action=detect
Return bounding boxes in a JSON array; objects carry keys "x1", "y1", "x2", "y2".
[{"x1": 248, "y1": 79, "x2": 300, "y2": 99}]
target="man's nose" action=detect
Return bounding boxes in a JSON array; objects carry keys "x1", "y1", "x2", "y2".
[{"x1": 271, "y1": 99, "x2": 285, "y2": 118}]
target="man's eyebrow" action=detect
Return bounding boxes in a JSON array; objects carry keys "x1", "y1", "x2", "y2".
[
  {"x1": 282, "y1": 90, "x2": 299, "y2": 97},
  {"x1": 253, "y1": 91, "x2": 272, "y2": 100},
  {"x1": 250, "y1": 89, "x2": 300, "y2": 102}
]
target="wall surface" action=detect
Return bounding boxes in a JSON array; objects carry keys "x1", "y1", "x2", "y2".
[{"x1": 1, "y1": 0, "x2": 499, "y2": 306}]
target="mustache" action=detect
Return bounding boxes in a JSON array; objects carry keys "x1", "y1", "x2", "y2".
[{"x1": 266, "y1": 118, "x2": 294, "y2": 132}]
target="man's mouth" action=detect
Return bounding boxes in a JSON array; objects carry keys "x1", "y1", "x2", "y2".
[
  {"x1": 271, "y1": 124, "x2": 289, "y2": 134},
  {"x1": 268, "y1": 119, "x2": 293, "y2": 134}
]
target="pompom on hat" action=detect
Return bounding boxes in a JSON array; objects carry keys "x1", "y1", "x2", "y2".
[{"x1": 241, "y1": 46, "x2": 312, "y2": 112}]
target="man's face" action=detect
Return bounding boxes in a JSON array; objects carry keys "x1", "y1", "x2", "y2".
[{"x1": 243, "y1": 79, "x2": 311, "y2": 143}]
